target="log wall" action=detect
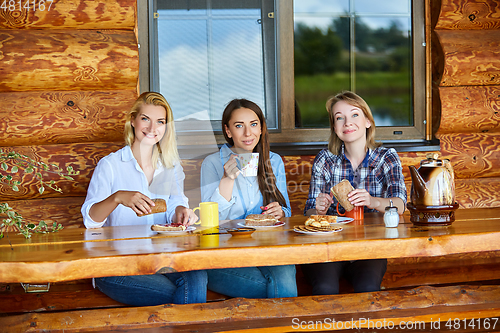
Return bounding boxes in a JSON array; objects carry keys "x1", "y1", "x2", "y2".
[
  {"x1": 432, "y1": 0, "x2": 500, "y2": 208},
  {"x1": 0, "y1": 0, "x2": 138, "y2": 229}
]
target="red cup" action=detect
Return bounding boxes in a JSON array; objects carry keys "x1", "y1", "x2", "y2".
[{"x1": 336, "y1": 203, "x2": 364, "y2": 220}]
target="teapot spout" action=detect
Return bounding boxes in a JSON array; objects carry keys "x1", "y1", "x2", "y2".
[{"x1": 409, "y1": 165, "x2": 427, "y2": 204}]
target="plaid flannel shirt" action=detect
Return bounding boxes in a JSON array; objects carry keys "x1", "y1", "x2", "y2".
[{"x1": 304, "y1": 146, "x2": 407, "y2": 215}]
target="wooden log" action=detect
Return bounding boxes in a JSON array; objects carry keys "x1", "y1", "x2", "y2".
[
  {"x1": 0, "y1": 142, "x2": 122, "y2": 201},
  {"x1": 437, "y1": 85, "x2": 500, "y2": 134},
  {"x1": 383, "y1": 252, "x2": 500, "y2": 289},
  {"x1": 436, "y1": 0, "x2": 500, "y2": 30},
  {"x1": 1, "y1": 197, "x2": 85, "y2": 229},
  {"x1": 0, "y1": 29, "x2": 138, "y2": 92},
  {"x1": 0, "y1": 90, "x2": 137, "y2": 146},
  {"x1": 2, "y1": 285, "x2": 500, "y2": 332},
  {"x1": 437, "y1": 133, "x2": 500, "y2": 179},
  {"x1": 0, "y1": 0, "x2": 136, "y2": 30},
  {"x1": 436, "y1": 30, "x2": 500, "y2": 87},
  {"x1": 454, "y1": 177, "x2": 500, "y2": 208}
]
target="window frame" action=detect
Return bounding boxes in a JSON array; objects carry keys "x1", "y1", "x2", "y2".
[{"x1": 138, "y1": 0, "x2": 434, "y2": 151}]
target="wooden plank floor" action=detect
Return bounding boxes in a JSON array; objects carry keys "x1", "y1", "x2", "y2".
[{"x1": 2, "y1": 285, "x2": 500, "y2": 332}]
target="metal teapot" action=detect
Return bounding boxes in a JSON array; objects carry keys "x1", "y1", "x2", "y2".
[{"x1": 408, "y1": 154, "x2": 455, "y2": 207}]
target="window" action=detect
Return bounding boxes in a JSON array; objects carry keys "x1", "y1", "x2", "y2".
[
  {"x1": 149, "y1": 0, "x2": 277, "y2": 132},
  {"x1": 291, "y1": 0, "x2": 426, "y2": 141},
  {"x1": 141, "y1": 0, "x2": 430, "y2": 148}
]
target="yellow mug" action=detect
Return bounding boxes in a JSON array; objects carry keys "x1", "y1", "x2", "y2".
[
  {"x1": 200, "y1": 234, "x2": 219, "y2": 248},
  {"x1": 193, "y1": 202, "x2": 219, "y2": 227}
]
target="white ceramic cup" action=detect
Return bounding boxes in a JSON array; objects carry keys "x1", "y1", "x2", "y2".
[{"x1": 236, "y1": 153, "x2": 259, "y2": 177}]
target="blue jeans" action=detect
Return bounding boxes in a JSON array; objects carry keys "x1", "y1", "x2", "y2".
[
  {"x1": 207, "y1": 265, "x2": 297, "y2": 298},
  {"x1": 302, "y1": 259, "x2": 387, "y2": 295},
  {"x1": 95, "y1": 270, "x2": 208, "y2": 306}
]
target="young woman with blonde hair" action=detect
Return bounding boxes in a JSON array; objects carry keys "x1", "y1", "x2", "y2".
[
  {"x1": 303, "y1": 91, "x2": 406, "y2": 295},
  {"x1": 82, "y1": 91, "x2": 207, "y2": 306}
]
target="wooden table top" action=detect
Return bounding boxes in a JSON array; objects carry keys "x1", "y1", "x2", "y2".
[{"x1": 1, "y1": 208, "x2": 500, "y2": 283}]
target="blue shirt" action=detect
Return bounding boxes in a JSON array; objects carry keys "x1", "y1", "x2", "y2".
[
  {"x1": 304, "y1": 146, "x2": 407, "y2": 215},
  {"x1": 81, "y1": 146, "x2": 188, "y2": 228},
  {"x1": 201, "y1": 144, "x2": 292, "y2": 220}
]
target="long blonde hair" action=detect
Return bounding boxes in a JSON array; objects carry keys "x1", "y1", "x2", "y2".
[
  {"x1": 124, "y1": 92, "x2": 180, "y2": 168},
  {"x1": 326, "y1": 91, "x2": 380, "y2": 155}
]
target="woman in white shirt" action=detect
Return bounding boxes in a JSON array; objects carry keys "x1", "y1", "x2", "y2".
[{"x1": 81, "y1": 92, "x2": 207, "y2": 306}]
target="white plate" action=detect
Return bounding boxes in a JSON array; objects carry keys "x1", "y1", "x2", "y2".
[
  {"x1": 237, "y1": 221, "x2": 285, "y2": 228},
  {"x1": 155, "y1": 226, "x2": 196, "y2": 235},
  {"x1": 294, "y1": 227, "x2": 343, "y2": 235},
  {"x1": 333, "y1": 217, "x2": 354, "y2": 224}
]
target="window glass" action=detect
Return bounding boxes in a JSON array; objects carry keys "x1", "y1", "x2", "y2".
[
  {"x1": 293, "y1": 0, "x2": 413, "y2": 128},
  {"x1": 354, "y1": 0, "x2": 409, "y2": 14},
  {"x1": 155, "y1": 0, "x2": 275, "y2": 131}
]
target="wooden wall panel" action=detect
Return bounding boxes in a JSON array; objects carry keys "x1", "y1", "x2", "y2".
[
  {"x1": 455, "y1": 177, "x2": 500, "y2": 208},
  {"x1": 436, "y1": 30, "x2": 500, "y2": 87},
  {"x1": 0, "y1": 142, "x2": 122, "y2": 201},
  {"x1": 0, "y1": 90, "x2": 136, "y2": 146},
  {"x1": 0, "y1": 29, "x2": 138, "y2": 92},
  {"x1": 438, "y1": 85, "x2": 500, "y2": 134},
  {"x1": 2, "y1": 197, "x2": 85, "y2": 230},
  {"x1": 436, "y1": 0, "x2": 500, "y2": 30},
  {"x1": 437, "y1": 133, "x2": 500, "y2": 179},
  {"x1": 0, "y1": 0, "x2": 136, "y2": 30}
]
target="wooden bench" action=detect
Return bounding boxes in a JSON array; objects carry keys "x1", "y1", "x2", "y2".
[{"x1": 3, "y1": 284, "x2": 500, "y2": 332}]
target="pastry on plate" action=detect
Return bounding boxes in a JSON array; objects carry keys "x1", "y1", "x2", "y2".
[
  {"x1": 305, "y1": 215, "x2": 338, "y2": 227},
  {"x1": 245, "y1": 214, "x2": 277, "y2": 226},
  {"x1": 331, "y1": 180, "x2": 355, "y2": 212},
  {"x1": 151, "y1": 223, "x2": 186, "y2": 232},
  {"x1": 294, "y1": 224, "x2": 342, "y2": 233},
  {"x1": 137, "y1": 198, "x2": 166, "y2": 217}
]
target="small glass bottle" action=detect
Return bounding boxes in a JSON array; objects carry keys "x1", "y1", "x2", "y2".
[{"x1": 384, "y1": 200, "x2": 399, "y2": 228}]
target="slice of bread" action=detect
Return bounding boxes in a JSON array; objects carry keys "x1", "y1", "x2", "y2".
[
  {"x1": 245, "y1": 214, "x2": 277, "y2": 226},
  {"x1": 137, "y1": 198, "x2": 166, "y2": 217},
  {"x1": 151, "y1": 223, "x2": 186, "y2": 232},
  {"x1": 331, "y1": 180, "x2": 355, "y2": 212}
]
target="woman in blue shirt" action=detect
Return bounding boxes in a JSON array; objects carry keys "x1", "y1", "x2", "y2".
[
  {"x1": 82, "y1": 92, "x2": 207, "y2": 306},
  {"x1": 200, "y1": 98, "x2": 297, "y2": 298}
]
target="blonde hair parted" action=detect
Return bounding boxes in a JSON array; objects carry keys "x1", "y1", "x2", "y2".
[
  {"x1": 326, "y1": 91, "x2": 380, "y2": 155},
  {"x1": 124, "y1": 92, "x2": 180, "y2": 168}
]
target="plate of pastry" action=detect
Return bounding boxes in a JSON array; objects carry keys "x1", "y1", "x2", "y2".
[
  {"x1": 294, "y1": 224, "x2": 343, "y2": 235},
  {"x1": 238, "y1": 214, "x2": 285, "y2": 228},
  {"x1": 305, "y1": 215, "x2": 354, "y2": 225},
  {"x1": 151, "y1": 224, "x2": 195, "y2": 234}
]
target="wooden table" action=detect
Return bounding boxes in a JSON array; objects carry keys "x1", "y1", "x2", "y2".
[{"x1": 2, "y1": 208, "x2": 500, "y2": 284}]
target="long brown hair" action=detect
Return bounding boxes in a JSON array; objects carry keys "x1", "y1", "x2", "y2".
[
  {"x1": 222, "y1": 99, "x2": 287, "y2": 208},
  {"x1": 326, "y1": 91, "x2": 380, "y2": 155}
]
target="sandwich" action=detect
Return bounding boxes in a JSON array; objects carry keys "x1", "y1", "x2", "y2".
[
  {"x1": 137, "y1": 198, "x2": 166, "y2": 217},
  {"x1": 331, "y1": 180, "x2": 355, "y2": 212},
  {"x1": 245, "y1": 214, "x2": 277, "y2": 226}
]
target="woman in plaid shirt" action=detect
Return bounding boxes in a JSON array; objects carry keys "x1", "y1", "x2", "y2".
[{"x1": 302, "y1": 91, "x2": 407, "y2": 295}]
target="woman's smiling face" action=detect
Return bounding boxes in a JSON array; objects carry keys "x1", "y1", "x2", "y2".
[
  {"x1": 225, "y1": 107, "x2": 262, "y2": 152},
  {"x1": 131, "y1": 104, "x2": 167, "y2": 146},
  {"x1": 332, "y1": 100, "x2": 371, "y2": 145}
]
